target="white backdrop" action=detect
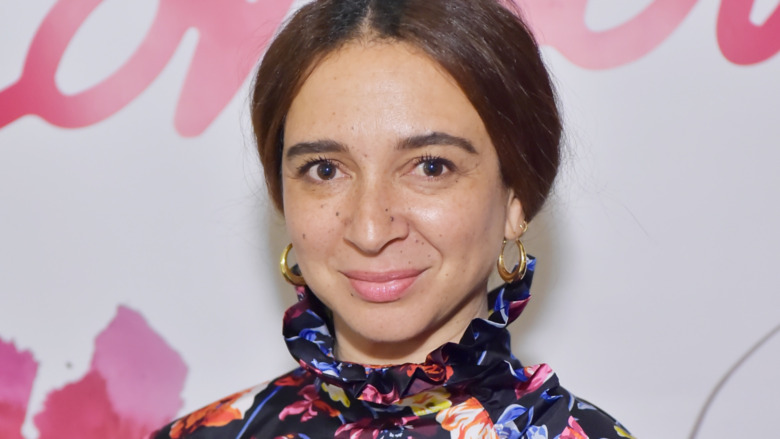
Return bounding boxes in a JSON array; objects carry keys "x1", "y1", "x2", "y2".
[{"x1": 1, "y1": 1, "x2": 779, "y2": 438}]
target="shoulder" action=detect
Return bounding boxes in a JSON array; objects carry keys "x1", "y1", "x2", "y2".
[
  {"x1": 150, "y1": 368, "x2": 311, "y2": 439},
  {"x1": 497, "y1": 364, "x2": 633, "y2": 438},
  {"x1": 149, "y1": 382, "x2": 271, "y2": 439},
  {"x1": 569, "y1": 396, "x2": 635, "y2": 439}
]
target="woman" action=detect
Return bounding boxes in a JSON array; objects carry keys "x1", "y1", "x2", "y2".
[{"x1": 154, "y1": 0, "x2": 632, "y2": 437}]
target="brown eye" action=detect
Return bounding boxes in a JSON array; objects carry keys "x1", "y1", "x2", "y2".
[
  {"x1": 413, "y1": 157, "x2": 453, "y2": 178},
  {"x1": 299, "y1": 158, "x2": 344, "y2": 181},
  {"x1": 421, "y1": 160, "x2": 444, "y2": 177},
  {"x1": 316, "y1": 161, "x2": 336, "y2": 180}
]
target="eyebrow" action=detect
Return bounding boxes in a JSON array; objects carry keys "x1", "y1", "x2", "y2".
[
  {"x1": 284, "y1": 131, "x2": 478, "y2": 159},
  {"x1": 399, "y1": 132, "x2": 478, "y2": 154},
  {"x1": 285, "y1": 139, "x2": 346, "y2": 159}
]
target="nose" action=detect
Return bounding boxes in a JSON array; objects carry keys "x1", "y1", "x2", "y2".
[{"x1": 342, "y1": 180, "x2": 409, "y2": 255}]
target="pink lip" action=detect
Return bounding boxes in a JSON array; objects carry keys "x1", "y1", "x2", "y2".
[{"x1": 342, "y1": 269, "x2": 424, "y2": 303}]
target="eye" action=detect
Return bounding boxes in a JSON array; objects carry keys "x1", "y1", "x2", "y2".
[
  {"x1": 315, "y1": 161, "x2": 336, "y2": 180},
  {"x1": 412, "y1": 156, "x2": 454, "y2": 178},
  {"x1": 300, "y1": 158, "x2": 343, "y2": 181},
  {"x1": 421, "y1": 160, "x2": 444, "y2": 177}
]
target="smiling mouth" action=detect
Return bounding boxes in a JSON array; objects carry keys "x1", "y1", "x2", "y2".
[{"x1": 341, "y1": 269, "x2": 425, "y2": 303}]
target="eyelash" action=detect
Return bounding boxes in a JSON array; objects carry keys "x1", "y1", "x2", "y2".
[
  {"x1": 296, "y1": 156, "x2": 333, "y2": 176},
  {"x1": 412, "y1": 154, "x2": 456, "y2": 177},
  {"x1": 294, "y1": 154, "x2": 457, "y2": 180}
]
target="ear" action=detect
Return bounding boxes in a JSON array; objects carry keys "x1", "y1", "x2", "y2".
[{"x1": 503, "y1": 190, "x2": 526, "y2": 240}]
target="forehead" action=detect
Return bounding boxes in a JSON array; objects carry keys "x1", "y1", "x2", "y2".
[{"x1": 284, "y1": 41, "x2": 490, "y2": 148}]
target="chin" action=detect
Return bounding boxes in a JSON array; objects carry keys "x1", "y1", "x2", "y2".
[
  {"x1": 345, "y1": 308, "x2": 429, "y2": 341},
  {"x1": 333, "y1": 305, "x2": 455, "y2": 361},
  {"x1": 357, "y1": 322, "x2": 427, "y2": 344}
]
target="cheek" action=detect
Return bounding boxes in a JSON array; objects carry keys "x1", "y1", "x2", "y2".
[
  {"x1": 283, "y1": 185, "x2": 347, "y2": 261},
  {"x1": 411, "y1": 180, "x2": 508, "y2": 252}
]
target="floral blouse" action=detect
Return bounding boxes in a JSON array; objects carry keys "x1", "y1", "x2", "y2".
[{"x1": 152, "y1": 259, "x2": 633, "y2": 438}]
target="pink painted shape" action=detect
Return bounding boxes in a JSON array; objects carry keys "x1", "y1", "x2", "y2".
[
  {"x1": 92, "y1": 306, "x2": 188, "y2": 431},
  {"x1": 33, "y1": 371, "x2": 123, "y2": 439},
  {"x1": 0, "y1": 340, "x2": 38, "y2": 439},
  {"x1": 717, "y1": 0, "x2": 780, "y2": 65},
  {"x1": 518, "y1": 0, "x2": 698, "y2": 69},
  {"x1": 34, "y1": 306, "x2": 187, "y2": 439},
  {"x1": 0, "y1": 0, "x2": 293, "y2": 136}
]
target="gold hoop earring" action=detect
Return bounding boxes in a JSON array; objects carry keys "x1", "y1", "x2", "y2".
[
  {"x1": 497, "y1": 237, "x2": 528, "y2": 283},
  {"x1": 280, "y1": 243, "x2": 306, "y2": 286}
]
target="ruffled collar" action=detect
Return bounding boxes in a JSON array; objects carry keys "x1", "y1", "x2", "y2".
[{"x1": 282, "y1": 258, "x2": 536, "y2": 406}]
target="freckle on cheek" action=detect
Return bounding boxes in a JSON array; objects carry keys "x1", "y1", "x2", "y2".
[
  {"x1": 336, "y1": 212, "x2": 340, "y2": 217},
  {"x1": 302, "y1": 234, "x2": 306, "y2": 239}
]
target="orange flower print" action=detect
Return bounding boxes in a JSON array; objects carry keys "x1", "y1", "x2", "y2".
[
  {"x1": 275, "y1": 371, "x2": 307, "y2": 387},
  {"x1": 435, "y1": 397, "x2": 498, "y2": 439},
  {"x1": 400, "y1": 362, "x2": 454, "y2": 383},
  {"x1": 559, "y1": 416, "x2": 589, "y2": 439},
  {"x1": 169, "y1": 388, "x2": 254, "y2": 438}
]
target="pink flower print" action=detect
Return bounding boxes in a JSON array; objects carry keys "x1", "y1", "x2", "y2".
[
  {"x1": 559, "y1": 416, "x2": 589, "y2": 439},
  {"x1": 515, "y1": 364, "x2": 554, "y2": 399},
  {"x1": 279, "y1": 384, "x2": 340, "y2": 422},
  {"x1": 358, "y1": 383, "x2": 400, "y2": 405},
  {"x1": 334, "y1": 416, "x2": 417, "y2": 439}
]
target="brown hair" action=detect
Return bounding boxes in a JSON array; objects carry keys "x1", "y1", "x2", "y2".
[{"x1": 251, "y1": 0, "x2": 561, "y2": 220}]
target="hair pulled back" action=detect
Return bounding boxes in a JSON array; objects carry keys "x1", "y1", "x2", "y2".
[{"x1": 251, "y1": 0, "x2": 561, "y2": 221}]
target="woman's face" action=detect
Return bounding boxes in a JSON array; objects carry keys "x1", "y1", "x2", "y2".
[{"x1": 282, "y1": 41, "x2": 524, "y2": 364}]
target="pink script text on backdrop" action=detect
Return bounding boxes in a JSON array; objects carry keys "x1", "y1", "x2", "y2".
[{"x1": 0, "y1": 0, "x2": 777, "y2": 137}]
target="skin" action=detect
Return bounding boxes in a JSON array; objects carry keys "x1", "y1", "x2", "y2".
[{"x1": 281, "y1": 41, "x2": 525, "y2": 365}]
